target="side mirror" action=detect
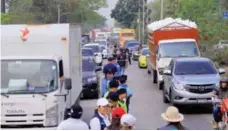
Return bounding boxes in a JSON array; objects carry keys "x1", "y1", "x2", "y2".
[
  {"x1": 218, "y1": 68, "x2": 226, "y2": 75},
  {"x1": 95, "y1": 67, "x2": 102, "y2": 72},
  {"x1": 65, "y1": 78, "x2": 72, "y2": 90},
  {"x1": 163, "y1": 69, "x2": 172, "y2": 75}
]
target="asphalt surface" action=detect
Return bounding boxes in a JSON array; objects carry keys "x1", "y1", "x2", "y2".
[{"x1": 81, "y1": 60, "x2": 213, "y2": 130}]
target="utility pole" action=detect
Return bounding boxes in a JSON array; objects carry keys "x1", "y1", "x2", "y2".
[
  {"x1": 57, "y1": 4, "x2": 60, "y2": 23},
  {"x1": 138, "y1": 7, "x2": 141, "y2": 44},
  {"x1": 160, "y1": 0, "x2": 164, "y2": 20},
  {"x1": 1, "y1": 0, "x2": 5, "y2": 13},
  {"x1": 142, "y1": 0, "x2": 145, "y2": 45}
]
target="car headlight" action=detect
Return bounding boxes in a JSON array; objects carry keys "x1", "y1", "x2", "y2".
[
  {"x1": 88, "y1": 76, "x2": 97, "y2": 83},
  {"x1": 45, "y1": 105, "x2": 58, "y2": 127},
  {"x1": 173, "y1": 82, "x2": 186, "y2": 91}
]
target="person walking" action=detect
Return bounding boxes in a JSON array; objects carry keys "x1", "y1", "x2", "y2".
[
  {"x1": 57, "y1": 105, "x2": 89, "y2": 130},
  {"x1": 119, "y1": 114, "x2": 137, "y2": 130},
  {"x1": 105, "y1": 107, "x2": 126, "y2": 130},
  {"x1": 117, "y1": 48, "x2": 128, "y2": 75},
  {"x1": 158, "y1": 106, "x2": 187, "y2": 130},
  {"x1": 103, "y1": 57, "x2": 117, "y2": 75},
  {"x1": 90, "y1": 98, "x2": 110, "y2": 130},
  {"x1": 118, "y1": 75, "x2": 133, "y2": 113}
]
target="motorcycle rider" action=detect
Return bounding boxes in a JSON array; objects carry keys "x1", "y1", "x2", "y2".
[{"x1": 212, "y1": 77, "x2": 228, "y2": 129}]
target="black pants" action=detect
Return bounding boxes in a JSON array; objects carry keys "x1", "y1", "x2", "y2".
[
  {"x1": 128, "y1": 57, "x2": 131, "y2": 65},
  {"x1": 126, "y1": 97, "x2": 131, "y2": 113}
]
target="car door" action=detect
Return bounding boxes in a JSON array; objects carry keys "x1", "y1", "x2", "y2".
[{"x1": 165, "y1": 60, "x2": 174, "y2": 93}]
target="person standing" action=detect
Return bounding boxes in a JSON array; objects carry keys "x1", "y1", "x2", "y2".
[
  {"x1": 117, "y1": 88, "x2": 128, "y2": 113},
  {"x1": 118, "y1": 75, "x2": 133, "y2": 113},
  {"x1": 57, "y1": 105, "x2": 89, "y2": 130},
  {"x1": 158, "y1": 106, "x2": 187, "y2": 130},
  {"x1": 117, "y1": 48, "x2": 128, "y2": 75},
  {"x1": 125, "y1": 48, "x2": 132, "y2": 65},
  {"x1": 101, "y1": 69, "x2": 115, "y2": 97},
  {"x1": 105, "y1": 107, "x2": 126, "y2": 130},
  {"x1": 104, "y1": 79, "x2": 119, "y2": 98},
  {"x1": 120, "y1": 114, "x2": 137, "y2": 130},
  {"x1": 90, "y1": 98, "x2": 110, "y2": 130}
]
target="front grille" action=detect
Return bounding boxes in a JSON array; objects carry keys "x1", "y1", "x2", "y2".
[{"x1": 186, "y1": 84, "x2": 214, "y2": 94}]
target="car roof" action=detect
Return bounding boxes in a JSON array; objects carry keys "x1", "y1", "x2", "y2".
[{"x1": 174, "y1": 57, "x2": 211, "y2": 63}]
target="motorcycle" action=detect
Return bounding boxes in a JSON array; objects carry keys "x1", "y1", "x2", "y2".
[{"x1": 212, "y1": 97, "x2": 228, "y2": 130}]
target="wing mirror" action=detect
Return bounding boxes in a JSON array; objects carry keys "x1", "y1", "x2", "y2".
[
  {"x1": 64, "y1": 78, "x2": 72, "y2": 90},
  {"x1": 163, "y1": 69, "x2": 172, "y2": 75},
  {"x1": 95, "y1": 67, "x2": 102, "y2": 72},
  {"x1": 218, "y1": 68, "x2": 226, "y2": 75}
]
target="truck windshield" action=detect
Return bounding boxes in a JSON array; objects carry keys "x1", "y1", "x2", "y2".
[
  {"x1": 83, "y1": 59, "x2": 94, "y2": 72},
  {"x1": 1, "y1": 60, "x2": 58, "y2": 94},
  {"x1": 122, "y1": 33, "x2": 134, "y2": 37},
  {"x1": 174, "y1": 61, "x2": 217, "y2": 75},
  {"x1": 159, "y1": 41, "x2": 199, "y2": 57}
]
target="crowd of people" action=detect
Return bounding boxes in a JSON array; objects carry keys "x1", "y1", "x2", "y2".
[{"x1": 57, "y1": 45, "x2": 228, "y2": 130}]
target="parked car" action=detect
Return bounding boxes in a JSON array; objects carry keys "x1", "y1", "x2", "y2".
[
  {"x1": 138, "y1": 48, "x2": 150, "y2": 68},
  {"x1": 100, "y1": 45, "x2": 108, "y2": 59},
  {"x1": 163, "y1": 57, "x2": 226, "y2": 107},
  {"x1": 81, "y1": 57, "x2": 101, "y2": 99},
  {"x1": 84, "y1": 43, "x2": 103, "y2": 66}
]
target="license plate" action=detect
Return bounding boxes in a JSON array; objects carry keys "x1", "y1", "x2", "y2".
[{"x1": 198, "y1": 99, "x2": 207, "y2": 103}]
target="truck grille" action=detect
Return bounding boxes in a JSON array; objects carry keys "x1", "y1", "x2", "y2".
[{"x1": 186, "y1": 84, "x2": 214, "y2": 94}]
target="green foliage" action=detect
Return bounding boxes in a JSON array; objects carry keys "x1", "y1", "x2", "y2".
[
  {"x1": 3, "y1": 0, "x2": 107, "y2": 26},
  {"x1": 111, "y1": 0, "x2": 141, "y2": 28}
]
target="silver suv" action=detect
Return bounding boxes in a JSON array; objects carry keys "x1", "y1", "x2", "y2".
[{"x1": 163, "y1": 57, "x2": 226, "y2": 106}]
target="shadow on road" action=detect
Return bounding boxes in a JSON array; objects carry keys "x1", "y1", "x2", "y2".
[{"x1": 177, "y1": 105, "x2": 213, "y2": 114}]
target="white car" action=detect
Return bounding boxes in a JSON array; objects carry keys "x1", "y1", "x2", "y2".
[{"x1": 84, "y1": 43, "x2": 103, "y2": 66}]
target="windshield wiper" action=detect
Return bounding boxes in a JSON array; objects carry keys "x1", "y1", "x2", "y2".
[{"x1": 1, "y1": 93, "x2": 9, "y2": 98}]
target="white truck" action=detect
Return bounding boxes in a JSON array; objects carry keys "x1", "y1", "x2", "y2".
[{"x1": 1, "y1": 24, "x2": 82, "y2": 128}]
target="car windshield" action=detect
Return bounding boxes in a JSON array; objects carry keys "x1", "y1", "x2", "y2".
[
  {"x1": 1, "y1": 60, "x2": 58, "y2": 94},
  {"x1": 82, "y1": 49, "x2": 93, "y2": 56},
  {"x1": 85, "y1": 45, "x2": 101, "y2": 53},
  {"x1": 82, "y1": 59, "x2": 94, "y2": 72},
  {"x1": 126, "y1": 42, "x2": 138, "y2": 47},
  {"x1": 174, "y1": 61, "x2": 217, "y2": 75},
  {"x1": 142, "y1": 49, "x2": 149, "y2": 55},
  {"x1": 159, "y1": 41, "x2": 199, "y2": 57}
]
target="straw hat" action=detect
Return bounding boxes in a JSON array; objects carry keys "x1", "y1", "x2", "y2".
[{"x1": 161, "y1": 106, "x2": 184, "y2": 122}]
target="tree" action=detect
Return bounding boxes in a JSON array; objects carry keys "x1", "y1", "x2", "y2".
[{"x1": 111, "y1": 0, "x2": 141, "y2": 28}]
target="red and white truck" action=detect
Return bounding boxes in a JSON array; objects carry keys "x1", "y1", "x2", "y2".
[{"x1": 147, "y1": 18, "x2": 200, "y2": 89}]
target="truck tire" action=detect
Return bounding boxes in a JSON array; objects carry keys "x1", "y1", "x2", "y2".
[
  {"x1": 158, "y1": 82, "x2": 164, "y2": 90},
  {"x1": 153, "y1": 69, "x2": 157, "y2": 83},
  {"x1": 163, "y1": 88, "x2": 169, "y2": 103}
]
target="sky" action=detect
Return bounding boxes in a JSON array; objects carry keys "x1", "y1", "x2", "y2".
[{"x1": 97, "y1": 0, "x2": 155, "y2": 28}]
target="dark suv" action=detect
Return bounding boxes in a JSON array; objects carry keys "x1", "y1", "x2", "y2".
[{"x1": 81, "y1": 57, "x2": 101, "y2": 99}]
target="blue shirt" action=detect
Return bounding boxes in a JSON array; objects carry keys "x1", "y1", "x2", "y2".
[
  {"x1": 101, "y1": 78, "x2": 112, "y2": 97},
  {"x1": 118, "y1": 83, "x2": 133, "y2": 97},
  {"x1": 103, "y1": 63, "x2": 117, "y2": 74},
  {"x1": 114, "y1": 63, "x2": 121, "y2": 77}
]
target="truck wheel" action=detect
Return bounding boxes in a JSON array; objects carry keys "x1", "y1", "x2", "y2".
[
  {"x1": 153, "y1": 70, "x2": 157, "y2": 83},
  {"x1": 163, "y1": 88, "x2": 169, "y2": 103},
  {"x1": 158, "y1": 82, "x2": 164, "y2": 90}
]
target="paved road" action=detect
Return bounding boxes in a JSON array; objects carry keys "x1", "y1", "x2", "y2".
[{"x1": 81, "y1": 60, "x2": 213, "y2": 130}]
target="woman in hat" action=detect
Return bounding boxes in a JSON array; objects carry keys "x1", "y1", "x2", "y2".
[
  {"x1": 105, "y1": 107, "x2": 126, "y2": 130},
  {"x1": 119, "y1": 114, "x2": 137, "y2": 130},
  {"x1": 158, "y1": 106, "x2": 187, "y2": 130}
]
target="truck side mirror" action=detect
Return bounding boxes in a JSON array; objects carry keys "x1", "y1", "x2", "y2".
[{"x1": 65, "y1": 78, "x2": 72, "y2": 90}]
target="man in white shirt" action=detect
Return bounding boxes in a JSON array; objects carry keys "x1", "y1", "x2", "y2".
[
  {"x1": 90, "y1": 98, "x2": 111, "y2": 130},
  {"x1": 57, "y1": 105, "x2": 89, "y2": 130}
]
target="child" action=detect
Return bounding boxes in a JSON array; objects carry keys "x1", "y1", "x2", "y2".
[
  {"x1": 104, "y1": 79, "x2": 119, "y2": 99},
  {"x1": 212, "y1": 77, "x2": 228, "y2": 129},
  {"x1": 118, "y1": 75, "x2": 133, "y2": 112},
  {"x1": 117, "y1": 88, "x2": 128, "y2": 113}
]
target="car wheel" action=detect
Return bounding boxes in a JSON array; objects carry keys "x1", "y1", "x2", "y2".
[{"x1": 163, "y1": 88, "x2": 169, "y2": 103}]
